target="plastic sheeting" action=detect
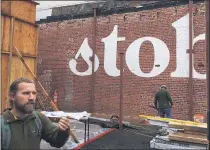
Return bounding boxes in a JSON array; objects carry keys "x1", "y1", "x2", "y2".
[{"x1": 41, "y1": 111, "x2": 90, "y2": 120}]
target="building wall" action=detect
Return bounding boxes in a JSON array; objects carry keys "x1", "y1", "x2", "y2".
[{"x1": 37, "y1": 2, "x2": 206, "y2": 120}]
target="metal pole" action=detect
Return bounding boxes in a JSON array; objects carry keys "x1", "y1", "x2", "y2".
[
  {"x1": 91, "y1": 4, "x2": 97, "y2": 113},
  {"x1": 205, "y1": 0, "x2": 210, "y2": 149},
  {"x1": 119, "y1": 52, "x2": 124, "y2": 131},
  {"x1": 188, "y1": 0, "x2": 193, "y2": 121}
]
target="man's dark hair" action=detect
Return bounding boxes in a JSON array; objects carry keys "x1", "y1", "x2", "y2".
[
  {"x1": 9, "y1": 78, "x2": 34, "y2": 94},
  {"x1": 9, "y1": 78, "x2": 35, "y2": 107}
]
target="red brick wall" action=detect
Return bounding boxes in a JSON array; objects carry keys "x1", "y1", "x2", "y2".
[{"x1": 37, "y1": 2, "x2": 206, "y2": 121}]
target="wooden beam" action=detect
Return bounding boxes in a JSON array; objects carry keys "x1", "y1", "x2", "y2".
[
  {"x1": 169, "y1": 132, "x2": 208, "y2": 145},
  {"x1": 6, "y1": 17, "x2": 14, "y2": 108},
  {"x1": 1, "y1": 51, "x2": 37, "y2": 58},
  {"x1": 13, "y1": 45, "x2": 58, "y2": 111},
  {"x1": 34, "y1": 24, "x2": 39, "y2": 77},
  {"x1": 168, "y1": 122, "x2": 207, "y2": 134},
  {"x1": 13, "y1": 45, "x2": 79, "y2": 143},
  {"x1": 1, "y1": 15, "x2": 4, "y2": 111},
  {"x1": 1, "y1": 12, "x2": 38, "y2": 27},
  {"x1": 1, "y1": 16, "x2": 4, "y2": 48}
]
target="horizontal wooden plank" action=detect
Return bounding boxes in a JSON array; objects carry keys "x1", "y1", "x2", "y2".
[
  {"x1": 168, "y1": 122, "x2": 207, "y2": 134},
  {"x1": 1, "y1": 0, "x2": 37, "y2": 23},
  {"x1": 2, "y1": 13, "x2": 38, "y2": 27},
  {"x1": 184, "y1": 131, "x2": 207, "y2": 137},
  {"x1": 1, "y1": 54, "x2": 9, "y2": 111},
  {"x1": 169, "y1": 132, "x2": 208, "y2": 145},
  {"x1": 1, "y1": 51, "x2": 37, "y2": 58}
]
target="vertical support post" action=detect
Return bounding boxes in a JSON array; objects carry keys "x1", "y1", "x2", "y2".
[
  {"x1": 34, "y1": 25, "x2": 39, "y2": 80},
  {"x1": 1, "y1": 16, "x2": 4, "y2": 49},
  {"x1": 6, "y1": 17, "x2": 14, "y2": 108},
  {"x1": 90, "y1": 4, "x2": 97, "y2": 113},
  {"x1": 205, "y1": 0, "x2": 210, "y2": 148},
  {"x1": 1, "y1": 15, "x2": 4, "y2": 111},
  {"x1": 189, "y1": 0, "x2": 193, "y2": 121},
  {"x1": 119, "y1": 52, "x2": 124, "y2": 131},
  {"x1": 84, "y1": 119, "x2": 87, "y2": 142},
  {"x1": 87, "y1": 118, "x2": 90, "y2": 140}
]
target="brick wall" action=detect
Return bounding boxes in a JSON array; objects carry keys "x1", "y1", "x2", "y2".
[{"x1": 37, "y1": 2, "x2": 206, "y2": 121}]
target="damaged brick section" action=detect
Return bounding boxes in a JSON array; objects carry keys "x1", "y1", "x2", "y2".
[{"x1": 37, "y1": 0, "x2": 207, "y2": 121}]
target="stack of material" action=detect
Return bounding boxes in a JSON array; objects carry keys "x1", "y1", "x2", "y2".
[
  {"x1": 168, "y1": 121, "x2": 207, "y2": 145},
  {"x1": 150, "y1": 134, "x2": 207, "y2": 149},
  {"x1": 139, "y1": 115, "x2": 208, "y2": 148}
]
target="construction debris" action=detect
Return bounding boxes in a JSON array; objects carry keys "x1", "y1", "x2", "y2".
[{"x1": 139, "y1": 115, "x2": 208, "y2": 149}]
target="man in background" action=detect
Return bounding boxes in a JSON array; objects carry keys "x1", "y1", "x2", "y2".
[{"x1": 154, "y1": 85, "x2": 173, "y2": 118}]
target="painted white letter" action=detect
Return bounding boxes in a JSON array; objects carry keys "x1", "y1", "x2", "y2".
[
  {"x1": 101, "y1": 25, "x2": 125, "y2": 77},
  {"x1": 193, "y1": 33, "x2": 206, "y2": 79},
  {"x1": 171, "y1": 14, "x2": 190, "y2": 78},
  {"x1": 69, "y1": 38, "x2": 99, "y2": 76},
  {"x1": 126, "y1": 37, "x2": 170, "y2": 77},
  {"x1": 171, "y1": 14, "x2": 206, "y2": 79}
]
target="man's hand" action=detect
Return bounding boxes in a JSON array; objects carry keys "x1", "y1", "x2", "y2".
[{"x1": 58, "y1": 116, "x2": 70, "y2": 131}]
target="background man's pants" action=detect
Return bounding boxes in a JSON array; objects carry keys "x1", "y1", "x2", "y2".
[{"x1": 158, "y1": 108, "x2": 172, "y2": 118}]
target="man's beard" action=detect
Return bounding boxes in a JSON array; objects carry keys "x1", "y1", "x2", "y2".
[{"x1": 15, "y1": 101, "x2": 35, "y2": 114}]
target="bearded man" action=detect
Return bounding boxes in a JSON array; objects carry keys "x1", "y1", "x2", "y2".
[{"x1": 1, "y1": 78, "x2": 70, "y2": 149}]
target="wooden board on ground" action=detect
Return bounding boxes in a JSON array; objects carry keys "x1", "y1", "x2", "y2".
[
  {"x1": 184, "y1": 131, "x2": 207, "y2": 137},
  {"x1": 169, "y1": 132, "x2": 208, "y2": 145},
  {"x1": 168, "y1": 122, "x2": 207, "y2": 134},
  {"x1": 139, "y1": 115, "x2": 207, "y2": 126}
]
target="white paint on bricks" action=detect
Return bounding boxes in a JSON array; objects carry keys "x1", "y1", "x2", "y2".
[
  {"x1": 69, "y1": 14, "x2": 206, "y2": 79},
  {"x1": 171, "y1": 14, "x2": 206, "y2": 79},
  {"x1": 101, "y1": 25, "x2": 125, "y2": 77},
  {"x1": 193, "y1": 33, "x2": 206, "y2": 79},
  {"x1": 126, "y1": 37, "x2": 170, "y2": 77},
  {"x1": 69, "y1": 38, "x2": 99, "y2": 76}
]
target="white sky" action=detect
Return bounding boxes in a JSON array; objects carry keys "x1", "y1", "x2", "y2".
[{"x1": 35, "y1": 1, "x2": 90, "y2": 20}]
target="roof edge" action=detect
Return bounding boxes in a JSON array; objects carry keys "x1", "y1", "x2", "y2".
[{"x1": 36, "y1": 0, "x2": 204, "y2": 24}]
